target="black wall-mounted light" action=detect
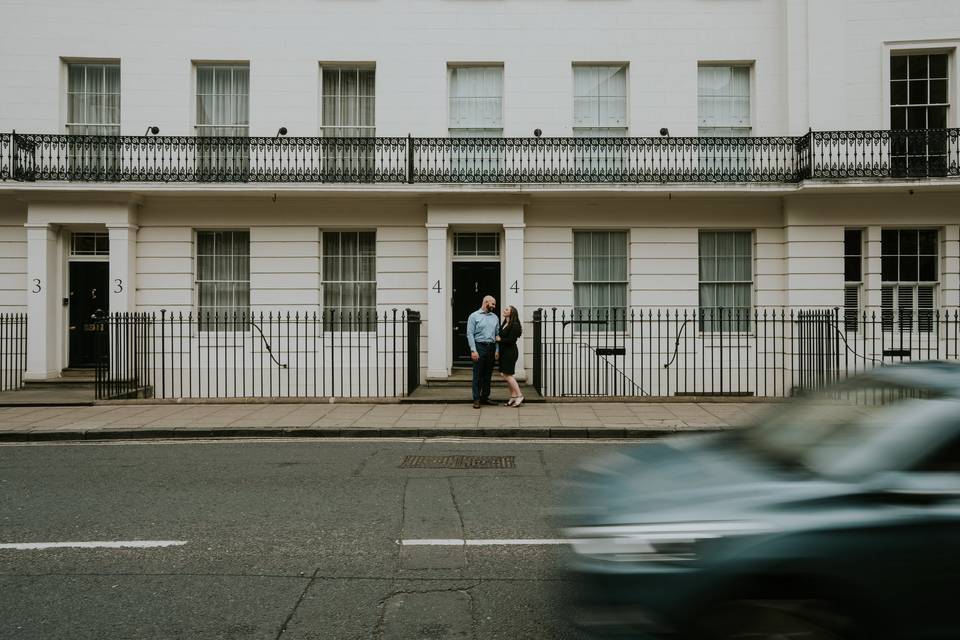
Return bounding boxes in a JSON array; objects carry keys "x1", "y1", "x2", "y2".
[
  {"x1": 659, "y1": 127, "x2": 670, "y2": 137},
  {"x1": 533, "y1": 128, "x2": 542, "y2": 138},
  {"x1": 276, "y1": 127, "x2": 288, "y2": 137},
  {"x1": 145, "y1": 126, "x2": 160, "y2": 135}
]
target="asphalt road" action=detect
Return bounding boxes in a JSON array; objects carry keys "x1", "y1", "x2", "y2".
[{"x1": 0, "y1": 438, "x2": 632, "y2": 639}]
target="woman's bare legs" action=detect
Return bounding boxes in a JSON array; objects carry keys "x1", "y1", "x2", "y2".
[{"x1": 502, "y1": 373, "x2": 522, "y2": 405}]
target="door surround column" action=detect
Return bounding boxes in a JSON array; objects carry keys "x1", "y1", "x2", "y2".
[
  {"x1": 425, "y1": 203, "x2": 525, "y2": 378},
  {"x1": 426, "y1": 222, "x2": 449, "y2": 378},
  {"x1": 503, "y1": 222, "x2": 526, "y2": 380},
  {"x1": 106, "y1": 223, "x2": 138, "y2": 315},
  {"x1": 24, "y1": 222, "x2": 61, "y2": 380}
]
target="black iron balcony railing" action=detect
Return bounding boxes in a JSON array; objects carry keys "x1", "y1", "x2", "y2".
[{"x1": 2, "y1": 129, "x2": 958, "y2": 185}]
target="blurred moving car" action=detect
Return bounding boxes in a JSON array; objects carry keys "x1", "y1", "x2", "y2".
[{"x1": 560, "y1": 362, "x2": 960, "y2": 640}]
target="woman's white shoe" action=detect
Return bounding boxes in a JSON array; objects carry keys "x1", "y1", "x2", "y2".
[{"x1": 513, "y1": 396, "x2": 524, "y2": 408}]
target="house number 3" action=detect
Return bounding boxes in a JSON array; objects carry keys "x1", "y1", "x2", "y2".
[
  {"x1": 115, "y1": 279, "x2": 123, "y2": 293},
  {"x1": 32, "y1": 278, "x2": 41, "y2": 293}
]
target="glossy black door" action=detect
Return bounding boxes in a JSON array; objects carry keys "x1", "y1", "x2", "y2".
[
  {"x1": 452, "y1": 262, "x2": 500, "y2": 364},
  {"x1": 68, "y1": 262, "x2": 109, "y2": 368}
]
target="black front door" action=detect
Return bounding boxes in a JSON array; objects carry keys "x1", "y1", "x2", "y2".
[
  {"x1": 452, "y1": 262, "x2": 500, "y2": 364},
  {"x1": 69, "y1": 262, "x2": 109, "y2": 368}
]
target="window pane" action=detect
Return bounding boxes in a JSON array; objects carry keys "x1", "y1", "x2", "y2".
[
  {"x1": 891, "y1": 55, "x2": 908, "y2": 80},
  {"x1": 929, "y1": 54, "x2": 948, "y2": 79},
  {"x1": 881, "y1": 256, "x2": 898, "y2": 282},
  {"x1": 928, "y1": 106, "x2": 947, "y2": 130},
  {"x1": 477, "y1": 234, "x2": 497, "y2": 256},
  {"x1": 919, "y1": 229, "x2": 938, "y2": 254},
  {"x1": 919, "y1": 256, "x2": 937, "y2": 282},
  {"x1": 844, "y1": 229, "x2": 862, "y2": 256},
  {"x1": 930, "y1": 79, "x2": 948, "y2": 105},
  {"x1": 908, "y1": 55, "x2": 928, "y2": 79},
  {"x1": 909, "y1": 80, "x2": 927, "y2": 105},
  {"x1": 891, "y1": 81, "x2": 908, "y2": 106},
  {"x1": 844, "y1": 256, "x2": 862, "y2": 282},
  {"x1": 891, "y1": 107, "x2": 907, "y2": 130},
  {"x1": 899, "y1": 256, "x2": 919, "y2": 281},
  {"x1": 908, "y1": 107, "x2": 927, "y2": 130},
  {"x1": 900, "y1": 229, "x2": 918, "y2": 254},
  {"x1": 881, "y1": 230, "x2": 898, "y2": 255}
]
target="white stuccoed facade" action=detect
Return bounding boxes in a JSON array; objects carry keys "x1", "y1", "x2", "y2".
[{"x1": 0, "y1": 0, "x2": 959, "y2": 390}]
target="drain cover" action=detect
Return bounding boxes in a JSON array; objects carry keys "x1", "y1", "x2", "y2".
[{"x1": 400, "y1": 455, "x2": 515, "y2": 469}]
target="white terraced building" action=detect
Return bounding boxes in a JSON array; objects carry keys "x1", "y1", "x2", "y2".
[{"x1": 0, "y1": 0, "x2": 959, "y2": 400}]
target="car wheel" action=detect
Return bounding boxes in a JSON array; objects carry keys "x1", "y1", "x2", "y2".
[{"x1": 694, "y1": 598, "x2": 856, "y2": 640}]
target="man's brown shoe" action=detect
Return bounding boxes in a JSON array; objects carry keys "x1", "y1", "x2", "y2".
[{"x1": 473, "y1": 401, "x2": 481, "y2": 409}]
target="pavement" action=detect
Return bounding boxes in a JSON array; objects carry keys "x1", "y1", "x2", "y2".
[{"x1": 0, "y1": 400, "x2": 779, "y2": 441}]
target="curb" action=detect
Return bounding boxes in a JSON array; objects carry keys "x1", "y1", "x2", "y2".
[{"x1": 0, "y1": 425, "x2": 729, "y2": 442}]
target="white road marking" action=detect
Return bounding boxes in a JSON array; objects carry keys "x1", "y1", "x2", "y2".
[
  {"x1": 400, "y1": 538, "x2": 569, "y2": 546},
  {"x1": 0, "y1": 540, "x2": 188, "y2": 550}
]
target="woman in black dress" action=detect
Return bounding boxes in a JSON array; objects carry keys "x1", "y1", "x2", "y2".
[{"x1": 496, "y1": 305, "x2": 523, "y2": 406}]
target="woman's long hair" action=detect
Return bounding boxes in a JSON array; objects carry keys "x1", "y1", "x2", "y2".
[{"x1": 502, "y1": 305, "x2": 522, "y2": 334}]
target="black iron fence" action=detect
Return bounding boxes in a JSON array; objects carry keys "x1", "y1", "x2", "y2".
[
  {"x1": 4, "y1": 129, "x2": 958, "y2": 184},
  {"x1": 94, "y1": 309, "x2": 422, "y2": 400},
  {"x1": 0, "y1": 313, "x2": 27, "y2": 392},
  {"x1": 532, "y1": 307, "x2": 960, "y2": 398}
]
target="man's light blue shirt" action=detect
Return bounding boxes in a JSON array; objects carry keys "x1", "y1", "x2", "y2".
[{"x1": 466, "y1": 308, "x2": 500, "y2": 353}]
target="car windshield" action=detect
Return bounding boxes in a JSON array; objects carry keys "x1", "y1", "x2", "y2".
[{"x1": 734, "y1": 381, "x2": 941, "y2": 478}]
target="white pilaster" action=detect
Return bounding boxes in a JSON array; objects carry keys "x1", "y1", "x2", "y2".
[
  {"x1": 864, "y1": 225, "x2": 883, "y2": 311},
  {"x1": 503, "y1": 223, "x2": 526, "y2": 380},
  {"x1": 784, "y1": 0, "x2": 810, "y2": 134},
  {"x1": 943, "y1": 225, "x2": 960, "y2": 309},
  {"x1": 107, "y1": 224, "x2": 138, "y2": 314},
  {"x1": 426, "y1": 222, "x2": 449, "y2": 378},
  {"x1": 24, "y1": 223, "x2": 60, "y2": 380}
]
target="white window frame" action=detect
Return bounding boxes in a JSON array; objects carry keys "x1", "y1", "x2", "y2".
[
  {"x1": 882, "y1": 41, "x2": 959, "y2": 129},
  {"x1": 321, "y1": 230, "x2": 377, "y2": 331},
  {"x1": 698, "y1": 230, "x2": 754, "y2": 332},
  {"x1": 194, "y1": 63, "x2": 250, "y2": 137},
  {"x1": 447, "y1": 64, "x2": 504, "y2": 137},
  {"x1": 573, "y1": 230, "x2": 629, "y2": 332},
  {"x1": 844, "y1": 229, "x2": 864, "y2": 333},
  {"x1": 572, "y1": 63, "x2": 629, "y2": 136},
  {"x1": 880, "y1": 228, "x2": 939, "y2": 333},
  {"x1": 319, "y1": 65, "x2": 376, "y2": 138},
  {"x1": 194, "y1": 229, "x2": 251, "y2": 330},
  {"x1": 697, "y1": 63, "x2": 753, "y2": 137},
  {"x1": 453, "y1": 232, "x2": 500, "y2": 257},
  {"x1": 64, "y1": 61, "x2": 121, "y2": 135}
]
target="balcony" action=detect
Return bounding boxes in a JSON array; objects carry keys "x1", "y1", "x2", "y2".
[{"x1": 1, "y1": 129, "x2": 958, "y2": 185}]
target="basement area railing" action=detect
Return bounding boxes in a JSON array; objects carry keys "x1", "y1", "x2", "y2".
[
  {"x1": 0, "y1": 313, "x2": 27, "y2": 393},
  {"x1": 531, "y1": 307, "x2": 960, "y2": 398},
  {"x1": 93, "y1": 309, "x2": 422, "y2": 401},
  {"x1": 2, "y1": 129, "x2": 958, "y2": 184}
]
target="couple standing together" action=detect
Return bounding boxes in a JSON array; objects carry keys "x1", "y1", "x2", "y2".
[{"x1": 466, "y1": 295, "x2": 523, "y2": 409}]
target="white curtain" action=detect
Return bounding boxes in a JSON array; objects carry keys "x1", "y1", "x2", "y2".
[
  {"x1": 196, "y1": 65, "x2": 249, "y2": 137},
  {"x1": 322, "y1": 68, "x2": 376, "y2": 137},
  {"x1": 323, "y1": 232, "x2": 377, "y2": 324},
  {"x1": 67, "y1": 63, "x2": 120, "y2": 135},
  {"x1": 698, "y1": 66, "x2": 750, "y2": 134},
  {"x1": 699, "y1": 231, "x2": 752, "y2": 329},
  {"x1": 449, "y1": 66, "x2": 503, "y2": 132},
  {"x1": 574, "y1": 231, "x2": 628, "y2": 328},
  {"x1": 196, "y1": 230, "x2": 250, "y2": 326},
  {"x1": 573, "y1": 65, "x2": 627, "y2": 131}
]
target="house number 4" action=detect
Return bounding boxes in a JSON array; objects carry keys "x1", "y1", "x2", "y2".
[{"x1": 510, "y1": 280, "x2": 519, "y2": 293}]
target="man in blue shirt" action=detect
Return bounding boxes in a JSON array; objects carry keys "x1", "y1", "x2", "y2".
[{"x1": 467, "y1": 295, "x2": 500, "y2": 408}]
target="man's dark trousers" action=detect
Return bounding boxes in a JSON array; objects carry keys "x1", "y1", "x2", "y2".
[{"x1": 472, "y1": 342, "x2": 496, "y2": 401}]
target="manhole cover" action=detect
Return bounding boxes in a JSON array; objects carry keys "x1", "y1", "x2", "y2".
[{"x1": 400, "y1": 455, "x2": 515, "y2": 469}]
